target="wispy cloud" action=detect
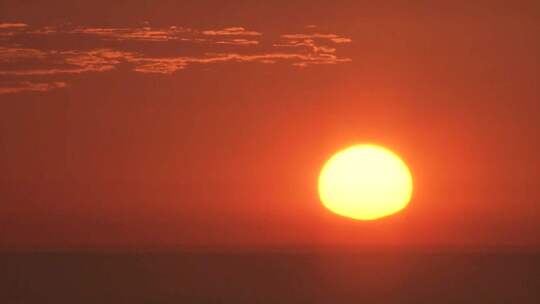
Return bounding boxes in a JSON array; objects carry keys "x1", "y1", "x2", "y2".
[
  {"x1": 274, "y1": 39, "x2": 337, "y2": 54},
  {"x1": 0, "y1": 46, "x2": 48, "y2": 61},
  {"x1": 0, "y1": 23, "x2": 352, "y2": 94},
  {"x1": 69, "y1": 26, "x2": 192, "y2": 42},
  {"x1": 0, "y1": 81, "x2": 66, "y2": 94},
  {"x1": 0, "y1": 23, "x2": 31, "y2": 39},
  {"x1": 0, "y1": 23, "x2": 28, "y2": 29},
  {"x1": 130, "y1": 52, "x2": 351, "y2": 74},
  {"x1": 215, "y1": 39, "x2": 260, "y2": 45},
  {"x1": 201, "y1": 27, "x2": 262, "y2": 36},
  {"x1": 281, "y1": 33, "x2": 353, "y2": 44},
  {"x1": 330, "y1": 37, "x2": 352, "y2": 43},
  {"x1": 0, "y1": 47, "x2": 132, "y2": 76},
  {"x1": 271, "y1": 31, "x2": 352, "y2": 66}
]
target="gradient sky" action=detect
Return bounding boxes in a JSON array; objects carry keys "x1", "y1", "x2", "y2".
[{"x1": 1, "y1": 0, "x2": 539, "y2": 251}]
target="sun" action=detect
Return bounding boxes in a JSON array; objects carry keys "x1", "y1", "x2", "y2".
[{"x1": 318, "y1": 144, "x2": 413, "y2": 220}]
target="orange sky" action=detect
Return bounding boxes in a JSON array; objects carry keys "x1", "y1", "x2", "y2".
[{"x1": 1, "y1": 0, "x2": 539, "y2": 251}]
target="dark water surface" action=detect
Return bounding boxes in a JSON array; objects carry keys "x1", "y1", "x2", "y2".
[{"x1": 2, "y1": 252, "x2": 539, "y2": 303}]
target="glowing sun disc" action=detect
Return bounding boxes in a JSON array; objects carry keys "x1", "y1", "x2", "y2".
[{"x1": 318, "y1": 144, "x2": 413, "y2": 220}]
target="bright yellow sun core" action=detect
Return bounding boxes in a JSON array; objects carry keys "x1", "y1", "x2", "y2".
[{"x1": 318, "y1": 144, "x2": 413, "y2": 220}]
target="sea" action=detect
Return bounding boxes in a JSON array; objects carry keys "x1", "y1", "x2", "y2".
[{"x1": 1, "y1": 251, "x2": 539, "y2": 303}]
